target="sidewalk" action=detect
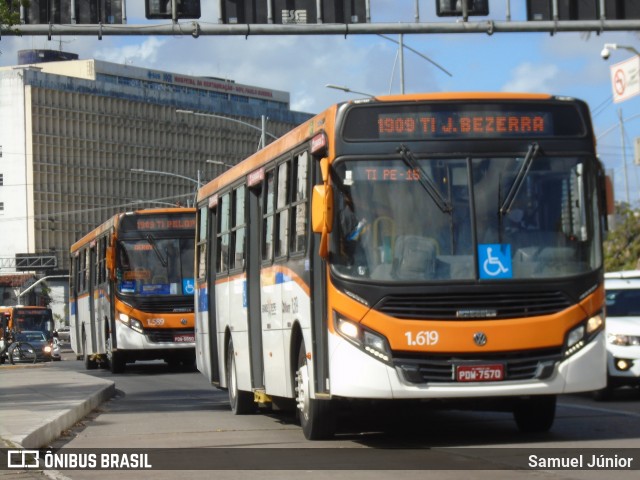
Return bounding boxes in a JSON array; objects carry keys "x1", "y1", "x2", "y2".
[{"x1": 0, "y1": 360, "x2": 115, "y2": 449}]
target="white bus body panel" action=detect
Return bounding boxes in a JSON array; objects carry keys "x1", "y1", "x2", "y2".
[
  {"x1": 195, "y1": 286, "x2": 212, "y2": 381},
  {"x1": 328, "y1": 330, "x2": 606, "y2": 399}
]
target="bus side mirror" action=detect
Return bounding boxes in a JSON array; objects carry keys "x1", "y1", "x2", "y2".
[
  {"x1": 106, "y1": 246, "x2": 116, "y2": 280},
  {"x1": 605, "y1": 174, "x2": 614, "y2": 215},
  {"x1": 311, "y1": 185, "x2": 334, "y2": 258}
]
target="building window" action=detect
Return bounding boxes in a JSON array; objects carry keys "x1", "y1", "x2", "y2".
[
  {"x1": 0, "y1": 202, "x2": 5, "y2": 213},
  {"x1": 0, "y1": 173, "x2": 3, "y2": 186}
]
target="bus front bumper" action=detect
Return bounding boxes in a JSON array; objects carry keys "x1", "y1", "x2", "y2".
[{"x1": 328, "y1": 331, "x2": 606, "y2": 399}]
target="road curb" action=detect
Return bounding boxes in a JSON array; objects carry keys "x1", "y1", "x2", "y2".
[{"x1": 22, "y1": 381, "x2": 116, "y2": 449}]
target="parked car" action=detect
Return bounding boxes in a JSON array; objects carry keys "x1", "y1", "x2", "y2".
[
  {"x1": 10, "y1": 331, "x2": 54, "y2": 363},
  {"x1": 594, "y1": 270, "x2": 640, "y2": 400},
  {"x1": 55, "y1": 326, "x2": 70, "y2": 343}
]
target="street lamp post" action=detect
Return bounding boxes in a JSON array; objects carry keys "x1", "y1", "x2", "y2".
[
  {"x1": 325, "y1": 84, "x2": 374, "y2": 98},
  {"x1": 206, "y1": 159, "x2": 235, "y2": 169},
  {"x1": 176, "y1": 109, "x2": 278, "y2": 150},
  {"x1": 131, "y1": 168, "x2": 202, "y2": 206}
]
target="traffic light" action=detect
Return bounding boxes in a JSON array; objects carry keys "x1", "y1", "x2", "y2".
[
  {"x1": 19, "y1": 0, "x2": 123, "y2": 24},
  {"x1": 145, "y1": 0, "x2": 201, "y2": 20},
  {"x1": 436, "y1": 0, "x2": 489, "y2": 17},
  {"x1": 526, "y1": 0, "x2": 640, "y2": 21},
  {"x1": 220, "y1": 0, "x2": 368, "y2": 24}
]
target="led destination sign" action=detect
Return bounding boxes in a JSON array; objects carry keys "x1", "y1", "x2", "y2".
[
  {"x1": 120, "y1": 214, "x2": 196, "y2": 232},
  {"x1": 377, "y1": 111, "x2": 551, "y2": 139},
  {"x1": 343, "y1": 102, "x2": 587, "y2": 141}
]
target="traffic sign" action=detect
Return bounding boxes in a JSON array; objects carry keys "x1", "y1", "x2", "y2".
[{"x1": 610, "y1": 55, "x2": 640, "y2": 103}]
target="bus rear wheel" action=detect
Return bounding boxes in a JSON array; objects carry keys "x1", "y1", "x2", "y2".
[
  {"x1": 513, "y1": 395, "x2": 556, "y2": 433},
  {"x1": 226, "y1": 337, "x2": 254, "y2": 414},
  {"x1": 295, "y1": 342, "x2": 335, "y2": 440}
]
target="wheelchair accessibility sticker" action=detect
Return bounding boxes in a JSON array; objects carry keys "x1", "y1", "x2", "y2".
[
  {"x1": 478, "y1": 244, "x2": 512, "y2": 279},
  {"x1": 183, "y1": 279, "x2": 195, "y2": 295}
]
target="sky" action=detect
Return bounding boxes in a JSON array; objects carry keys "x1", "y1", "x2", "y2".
[{"x1": 1, "y1": 0, "x2": 639, "y2": 206}]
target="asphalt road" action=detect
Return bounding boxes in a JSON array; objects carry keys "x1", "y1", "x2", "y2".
[{"x1": 44, "y1": 352, "x2": 640, "y2": 479}]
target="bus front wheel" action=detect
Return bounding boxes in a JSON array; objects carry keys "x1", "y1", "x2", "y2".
[
  {"x1": 226, "y1": 337, "x2": 254, "y2": 415},
  {"x1": 513, "y1": 395, "x2": 556, "y2": 433},
  {"x1": 106, "y1": 337, "x2": 125, "y2": 374},
  {"x1": 295, "y1": 342, "x2": 335, "y2": 440}
]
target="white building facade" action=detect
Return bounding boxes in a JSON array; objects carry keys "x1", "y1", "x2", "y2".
[{"x1": 0, "y1": 54, "x2": 311, "y2": 322}]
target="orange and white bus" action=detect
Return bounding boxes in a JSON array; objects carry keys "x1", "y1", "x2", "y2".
[
  {"x1": 0, "y1": 306, "x2": 54, "y2": 341},
  {"x1": 70, "y1": 208, "x2": 196, "y2": 373},
  {"x1": 194, "y1": 93, "x2": 610, "y2": 439}
]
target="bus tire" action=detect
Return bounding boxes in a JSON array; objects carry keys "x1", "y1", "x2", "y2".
[
  {"x1": 513, "y1": 395, "x2": 556, "y2": 433},
  {"x1": 295, "y1": 342, "x2": 336, "y2": 440},
  {"x1": 226, "y1": 337, "x2": 254, "y2": 415},
  {"x1": 83, "y1": 334, "x2": 98, "y2": 370},
  {"x1": 106, "y1": 338, "x2": 125, "y2": 374}
]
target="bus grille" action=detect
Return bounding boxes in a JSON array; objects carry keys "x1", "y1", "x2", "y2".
[
  {"x1": 375, "y1": 291, "x2": 571, "y2": 320},
  {"x1": 145, "y1": 329, "x2": 194, "y2": 343},
  {"x1": 134, "y1": 298, "x2": 194, "y2": 314},
  {"x1": 394, "y1": 348, "x2": 563, "y2": 384}
]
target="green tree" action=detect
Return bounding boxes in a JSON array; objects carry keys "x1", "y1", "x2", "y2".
[
  {"x1": 604, "y1": 203, "x2": 640, "y2": 272},
  {"x1": 0, "y1": 1, "x2": 29, "y2": 41}
]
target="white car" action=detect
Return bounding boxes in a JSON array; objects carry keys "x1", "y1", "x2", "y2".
[{"x1": 595, "y1": 270, "x2": 640, "y2": 399}]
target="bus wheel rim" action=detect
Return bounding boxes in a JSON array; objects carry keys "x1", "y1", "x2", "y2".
[{"x1": 296, "y1": 363, "x2": 310, "y2": 421}]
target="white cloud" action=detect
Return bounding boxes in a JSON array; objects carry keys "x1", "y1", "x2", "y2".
[
  {"x1": 93, "y1": 36, "x2": 168, "y2": 65},
  {"x1": 501, "y1": 62, "x2": 561, "y2": 93}
]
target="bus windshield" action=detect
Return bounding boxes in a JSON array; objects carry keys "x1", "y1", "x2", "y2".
[
  {"x1": 116, "y1": 237, "x2": 195, "y2": 295},
  {"x1": 331, "y1": 152, "x2": 601, "y2": 281}
]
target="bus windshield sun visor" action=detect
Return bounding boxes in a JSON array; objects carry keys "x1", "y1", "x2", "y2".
[
  {"x1": 397, "y1": 144, "x2": 452, "y2": 214},
  {"x1": 499, "y1": 142, "x2": 540, "y2": 217}
]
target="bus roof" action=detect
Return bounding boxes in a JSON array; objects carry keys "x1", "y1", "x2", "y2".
[
  {"x1": 196, "y1": 92, "x2": 571, "y2": 202},
  {"x1": 70, "y1": 207, "x2": 195, "y2": 254}
]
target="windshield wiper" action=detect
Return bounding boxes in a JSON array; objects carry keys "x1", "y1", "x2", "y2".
[
  {"x1": 146, "y1": 234, "x2": 168, "y2": 267},
  {"x1": 499, "y1": 142, "x2": 540, "y2": 216},
  {"x1": 397, "y1": 145, "x2": 452, "y2": 214}
]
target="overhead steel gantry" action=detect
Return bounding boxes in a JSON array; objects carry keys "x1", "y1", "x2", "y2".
[{"x1": 1, "y1": 19, "x2": 640, "y2": 39}]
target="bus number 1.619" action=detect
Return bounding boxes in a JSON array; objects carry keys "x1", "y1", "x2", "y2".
[{"x1": 405, "y1": 330, "x2": 439, "y2": 346}]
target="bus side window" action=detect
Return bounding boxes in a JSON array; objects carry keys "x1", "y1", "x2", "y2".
[
  {"x1": 217, "y1": 193, "x2": 230, "y2": 274},
  {"x1": 275, "y1": 161, "x2": 289, "y2": 258},
  {"x1": 262, "y1": 169, "x2": 275, "y2": 263},
  {"x1": 196, "y1": 205, "x2": 208, "y2": 280},
  {"x1": 232, "y1": 185, "x2": 246, "y2": 270},
  {"x1": 291, "y1": 151, "x2": 309, "y2": 254}
]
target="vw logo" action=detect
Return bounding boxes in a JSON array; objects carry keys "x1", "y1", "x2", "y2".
[
  {"x1": 181, "y1": 318, "x2": 188, "y2": 326},
  {"x1": 473, "y1": 332, "x2": 488, "y2": 346}
]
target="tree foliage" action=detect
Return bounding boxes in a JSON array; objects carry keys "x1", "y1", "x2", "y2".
[
  {"x1": 0, "y1": 1, "x2": 29, "y2": 30},
  {"x1": 604, "y1": 204, "x2": 640, "y2": 272}
]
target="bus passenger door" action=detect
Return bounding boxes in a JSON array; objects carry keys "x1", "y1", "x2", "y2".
[
  {"x1": 87, "y1": 245, "x2": 98, "y2": 353},
  {"x1": 247, "y1": 183, "x2": 265, "y2": 390}
]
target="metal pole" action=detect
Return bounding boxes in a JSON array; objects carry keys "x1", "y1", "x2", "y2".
[
  {"x1": 619, "y1": 109, "x2": 630, "y2": 204},
  {"x1": 399, "y1": 33, "x2": 405, "y2": 94},
  {"x1": 261, "y1": 115, "x2": 267, "y2": 149},
  {"x1": 18, "y1": 275, "x2": 69, "y2": 304}
]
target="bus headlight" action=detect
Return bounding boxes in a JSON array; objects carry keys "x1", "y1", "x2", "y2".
[
  {"x1": 334, "y1": 313, "x2": 392, "y2": 365},
  {"x1": 118, "y1": 313, "x2": 144, "y2": 334},
  {"x1": 564, "y1": 312, "x2": 604, "y2": 357}
]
